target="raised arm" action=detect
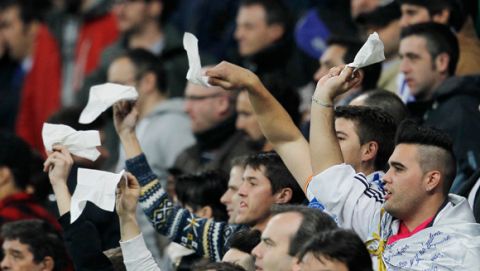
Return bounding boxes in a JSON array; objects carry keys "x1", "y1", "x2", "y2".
[
  {"x1": 309, "y1": 67, "x2": 361, "y2": 175},
  {"x1": 113, "y1": 101, "x2": 241, "y2": 261},
  {"x1": 206, "y1": 61, "x2": 311, "y2": 188}
]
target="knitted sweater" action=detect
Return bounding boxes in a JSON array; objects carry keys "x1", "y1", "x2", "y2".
[{"x1": 126, "y1": 154, "x2": 245, "y2": 262}]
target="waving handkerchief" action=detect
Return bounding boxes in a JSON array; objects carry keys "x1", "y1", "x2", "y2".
[
  {"x1": 183, "y1": 32, "x2": 210, "y2": 87},
  {"x1": 347, "y1": 32, "x2": 385, "y2": 70},
  {"x1": 70, "y1": 168, "x2": 125, "y2": 223},
  {"x1": 42, "y1": 123, "x2": 101, "y2": 161},
  {"x1": 79, "y1": 83, "x2": 138, "y2": 124}
]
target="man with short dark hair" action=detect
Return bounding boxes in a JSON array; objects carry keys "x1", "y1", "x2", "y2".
[
  {"x1": 1, "y1": 219, "x2": 71, "y2": 271},
  {"x1": 234, "y1": 0, "x2": 313, "y2": 89},
  {"x1": 308, "y1": 65, "x2": 480, "y2": 269},
  {"x1": 251, "y1": 205, "x2": 337, "y2": 271},
  {"x1": 112, "y1": 101, "x2": 306, "y2": 262},
  {"x1": 400, "y1": 23, "x2": 480, "y2": 184},
  {"x1": 0, "y1": 0, "x2": 61, "y2": 153},
  {"x1": 397, "y1": 0, "x2": 480, "y2": 75}
]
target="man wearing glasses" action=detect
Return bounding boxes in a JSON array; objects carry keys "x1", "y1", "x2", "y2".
[{"x1": 174, "y1": 78, "x2": 254, "y2": 174}]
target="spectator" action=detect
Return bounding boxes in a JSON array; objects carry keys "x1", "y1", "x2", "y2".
[
  {"x1": 349, "y1": 89, "x2": 409, "y2": 125},
  {"x1": 173, "y1": 80, "x2": 253, "y2": 174},
  {"x1": 0, "y1": 0, "x2": 61, "y2": 154},
  {"x1": 111, "y1": 49, "x2": 194, "y2": 181},
  {"x1": 46, "y1": 0, "x2": 119, "y2": 106},
  {"x1": 293, "y1": 229, "x2": 373, "y2": 271},
  {"x1": 113, "y1": 101, "x2": 307, "y2": 262},
  {"x1": 308, "y1": 65, "x2": 480, "y2": 269},
  {"x1": 400, "y1": 23, "x2": 480, "y2": 184},
  {"x1": 220, "y1": 156, "x2": 247, "y2": 224},
  {"x1": 1, "y1": 219, "x2": 72, "y2": 271},
  {"x1": 206, "y1": 62, "x2": 395, "y2": 193},
  {"x1": 0, "y1": 132, "x2": 61, "y2": 232},
  {"x1": 251, "y1": 205, "x2": 337, "y2": 271},
  {"x1": 192, "y1": 262, "x2": 246, "y2": 271},
  {"x1": 398, "y1": 0, "x2": 480, "y2": 75},
  {"x1": 233, "y1": 0, "x2": 314, "y2": 89},
  {"x1": 78, "y1": 0, "x2": 189, "y2": 104}
]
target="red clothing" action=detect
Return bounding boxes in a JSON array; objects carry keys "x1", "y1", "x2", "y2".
[
  {"x1": 387, "y1": 216, "x2": 434, "y2": 245},
  {"x1": 0, "y1": 192, "x2": 61, "y2": 232},
  {"x1": 73, "y1": 12, "x2": 119, "y2": 89},
  {"x1": 15, "y1": 25, "x2": 62, "y2": 155}
]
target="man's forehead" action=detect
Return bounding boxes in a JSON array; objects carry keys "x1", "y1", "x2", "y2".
[{"x1": 263, "y1": 212, "x2": 303, "y2": 238}]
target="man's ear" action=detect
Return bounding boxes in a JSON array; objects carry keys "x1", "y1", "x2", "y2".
[
  {"x1": 138, "y1": 72, "x2": 157, "y2": 95},
  {"x1": 424, "y1": 170, "x2": 442, "y2": 193},
  {"x1": 40, "y1": 256, "x2": 55, "y2": 271},
  {"x1": 434, "y1": 53, "x2": 450, "y2": 74},
  {"x1": 274, "y1": 187, "x2": 293, "y2": 204},
  {"x1": 267, "y1": 24, "x2": 285, "y2": 43},
  {"x1": 432, "y1": 9, "x2": 450, "y2": 25},
  {"x1": 361, "y1": 141, "x2": 379, "y2": 163}
]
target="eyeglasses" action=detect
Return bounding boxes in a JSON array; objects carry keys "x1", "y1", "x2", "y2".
[{"x1": 184, "y1": 93, "x2": 225, "y2": 101}]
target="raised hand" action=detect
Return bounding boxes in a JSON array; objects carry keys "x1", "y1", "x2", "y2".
[
  {"x1": 113, "y1": 100, "x2": 138, "y2": 137},
  {"x1": 43, "y1": 145, "x2": 74, "y2": 187},
  {"x1": 205, "y1": 61, "x2": 260, "y2": 91},
  {"x1": 115, "y1": 172, "x2": 141, "y2": 220},
  {"x1": 313, "y1": 66, "x2": 362, "y2": 102}
]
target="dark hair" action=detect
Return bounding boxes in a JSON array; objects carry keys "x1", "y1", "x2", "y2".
[
  {"x1": 192, "y1": 261, "x2": 246, "y2": 271},
  {"x1": 115, "y1": 48, "x2": 167, "y2": 94},
  {"x1": 240, "y1": 0, "x2": 290, "y2": 30},
  {"x1": 230, "y1": 155, "x2": 248, "y2": 169},
  {"x1": 327, "y1": 36, "x2": 381, "y2": 91},
  {"x1": 398, "y1": 0, "x2": 465, "y2": 31},
  {"x1": 103, "y1": 247, "x2": 126, "y2": 271},
  {"x1": 175, "y1": 170, "x2": 229, "y2": 221},
  {"x1": 0, "y1": 0, "x2": 51, "y2": 23},
  {"x1": 296, "y1": 229, "x2": 373, "y2": 271},
  {"x1": 1, "y1": 219, "x2": 70, "y2": 271},
  {"x1": 269, "y1": 205, "x2": 337, "y2": 257},
  {"x1": 226, "y1": 229, "x2": 261, "y2": 254},
  {"x1": 355, "y1": 2, "x2": 401, "y2": 28},
  {"x1": 48, "y1": 106, "x2": 105, "y2": 131},
  {"x1": 0, "y1": 132, "x2": 34, "y2": 189},
  {"x1": 395, "y1": 120, "x2": 456, "y2": 195},
  {"x1": 400, "y1": 22, "x2": 459, "y2": 76},
  {"x1": 335, "y1": 106, "x2": 397, "y2": 171},
  {"x1": 359, "y1": 89, "x2": 409, "y2": 125},
  {"x1": 244, "y1": 152, "x2": 306, "y2": 204}
]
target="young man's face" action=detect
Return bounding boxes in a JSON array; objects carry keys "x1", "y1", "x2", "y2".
[
  {"x1": 400, "y1": 4, "x2": 431, "y2": 28},
  {"x1": 335, "y1": 118, "x2": 363, "y2": 172},
  {"x1": 399, "y1": 35, "x2": 442, "y2": 101},
  {"x1": 221, "y1": 165, "x2": 245, "y2": 223},
  {"x1": 234, "y1": 4, "x2": 281, "y2": 56},
  {"x1": 236, "y1": 91, "x2": 264, "y2": 142},
  {"x1": 383, "y1": 144, "x2": 427, "y2": 220},
  {"x1": 252, "y1": 212, "x2": 302, "y2": 271},
  {"x1": 113, "y1": 0, "x2": 150, "y2": 33},
  {"x1": 0, "y1": 6, "x2": 33, "y2": 60},
  {"x1": 235, "y1": 165, "x2": 276, "y2": 227},
  {"x1": 313, "y1": 44, "x2": 347, "y2": 82},
  {"x1": 1, "y1": 239, "x2": 51, "y2": 271}
]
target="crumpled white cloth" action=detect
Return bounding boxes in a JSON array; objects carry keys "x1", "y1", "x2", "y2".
[
  {"x1": 79, "y1": 83, "x2": 138, "y2": 124},
  {"x1": 183, "y1": 32, "x2": 210, "y2": 87},
  {"x1": 70, "y1": 168, "x2": 125, "y2": 223},
  {"x1": 347, "y1": 32, "x2": 385, "y2": 70},
  {"x1": 42, "y1": 123, "x2": 101, "y2": 161}
]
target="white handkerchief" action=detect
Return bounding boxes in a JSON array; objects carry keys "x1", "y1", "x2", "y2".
[
  {"x1": 347, "y1": 32, "x2": 385, "y2": 70},
  {"x1": 70, "y1": 168, "x2": 125, "y2": 223},
  {"x1": 183, "y1": 32, "x2": 210, "y2": 87},
  {"x1": 79, "y1": 83, "x2": 138, "y2": 124},
  {"x1": 42, "y1": 123, "x2": 101, "y2": 161}
]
